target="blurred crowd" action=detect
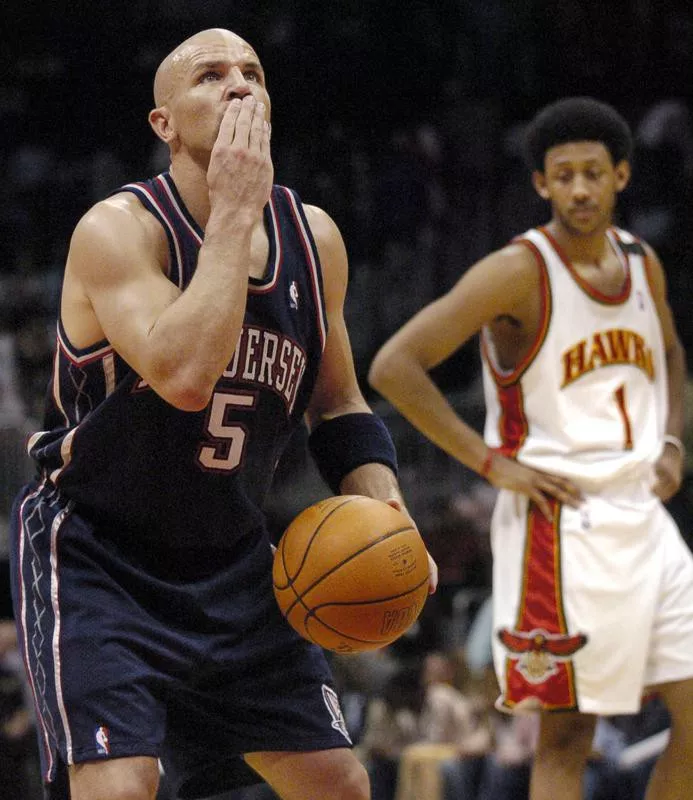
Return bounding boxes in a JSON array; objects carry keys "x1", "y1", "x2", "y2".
[{"x1": 2, "y1": 1, "x2": 693, "y2": 797}]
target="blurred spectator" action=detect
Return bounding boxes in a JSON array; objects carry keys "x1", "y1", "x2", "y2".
[
  {"x1": 357, "y1": 655, "x2": 491, "y2": 800},
  {"x1": 0, "y1": 332, "x2": 26, "y2": 426}
]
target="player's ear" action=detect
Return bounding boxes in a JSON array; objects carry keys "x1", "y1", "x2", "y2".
[
  {"x1": 532, "y1": 170, "x2": 550, "y2": 200},
  {"x1": 149, "y1": 106, "x2": 176, "y2": 144},
  {"x1": 614, "y1": 160, "x2": 631, "y2": 193}
]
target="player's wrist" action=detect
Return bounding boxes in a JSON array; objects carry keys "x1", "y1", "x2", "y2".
[
  {"x1": 479, "y1": 448, "x2": 496, "y2": 480},
  {"x1": 663, "y1": 434, "x2": 685, "y2": 460}
]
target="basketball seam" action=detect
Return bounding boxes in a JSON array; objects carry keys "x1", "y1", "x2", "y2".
[
  {"x1": 304, "y1": 579, "x2": 430, "y2": 646},
  {"x1": 282, "y1": 525, "x2": 417, "y2": 618},
  {"x1": 277, "y1": 495, "x2": 361, "y2": 590}
]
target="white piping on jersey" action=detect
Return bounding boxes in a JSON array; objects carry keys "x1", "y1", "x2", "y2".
[
  {"x1": 51, "y1": 429, "x2": 76, "y2": 485},
  {"x1": 31, "y1": 330, "x2": 116, "y2": 481},
  {"x1": 49, "y1": 503, "x2": 74, "y2": 766},
  {"x1": 56, "y1": 325, "x2": 114, "y2": 366},
  {"x1": 51, "y1": 342, "x2": 68, "y2": 428},
  {"x1": 252, "y1": 190, "x2": 283, "y2": 292},
  {"x1": 103, "y1": 352, "x2": 116, "y2": 396},
  {"x1": 17, "y1": 481, "x2": 58, "y2": 780},
  {"x1": 281, "y1": 187, "x2": 328, "y2": 350},
  {"x1": 481, "y1": 327, "x2": 514, "y2": 379},
  {"x1": 156, "y1": 174, "x2": 203, "y2": 246},
  {"x1": 158, "y1": 173, "x2": 285, "y2": 293},
  {"x1": 121, "y1": 182, "x2": 184, "y2": 290}
]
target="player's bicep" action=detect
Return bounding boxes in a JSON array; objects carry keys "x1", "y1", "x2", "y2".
[
  {"x1": 377, "y1": 246, "x2": 534, "y2": 372},
  {"x1": 67, "y1": 200, "x2": 179, "y2": 369}
]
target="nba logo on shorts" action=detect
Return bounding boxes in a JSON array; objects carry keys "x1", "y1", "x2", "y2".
[
  {"x1": 95, "y1": 725, "x2": 111, "y2": 756},
  {"x1": 321, "y1": 685, "x2": 352, "y2": 744}
]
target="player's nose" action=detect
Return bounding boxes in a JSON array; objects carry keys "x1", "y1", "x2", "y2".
[
  {"x1": 571, "y1": 175, "x2": 590, "y2": 198},
  {"x1": 224, "y1": 69, "x2": 253, "y2": 101}
]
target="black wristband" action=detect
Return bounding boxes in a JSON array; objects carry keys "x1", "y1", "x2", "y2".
[{"x1": 308, "y1": 413, "x2": 398, "y2": 494}]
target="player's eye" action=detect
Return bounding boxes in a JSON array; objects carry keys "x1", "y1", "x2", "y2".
[
  {"x1": 243, "y1": 71, "x2": 259, "y2": 82},
  {"x1": 200, "y1": 71, "x2": 222, "y2": 83}
]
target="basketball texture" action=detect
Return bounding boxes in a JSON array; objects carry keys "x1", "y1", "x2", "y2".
[{"x1": 273, "y1": 495, "x2": 430, "y2": 654}]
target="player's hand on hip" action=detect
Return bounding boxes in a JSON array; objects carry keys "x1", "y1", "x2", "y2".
[
  {"x1": 486, "y1": 453, "x2": 583, "y2": 520},
  {"x1": 384, "y1": 498, "x2": 438, "y2": 594},
  {"x1": 652, "y1": 445, "x2": 683, "y2": 502},
  {"x1": 208, "y1": 95, "x2": 274, "y2": 221}
]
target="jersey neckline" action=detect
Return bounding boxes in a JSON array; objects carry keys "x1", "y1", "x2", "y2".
[
  {"x1": 538, "y1": 226, "x2": 632, "y2": 305},
  {"x1": 159, "y1": 171, "x2": 281, "y2": 290}
]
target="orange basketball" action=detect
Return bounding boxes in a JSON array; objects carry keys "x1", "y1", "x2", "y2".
[{"x1": 273, "y1": 495, "x2": 430, "y2": 654}]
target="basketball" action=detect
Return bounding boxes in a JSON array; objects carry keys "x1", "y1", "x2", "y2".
[{"x1": 272, "y1": 495, "x2": 430, "y2": 654}]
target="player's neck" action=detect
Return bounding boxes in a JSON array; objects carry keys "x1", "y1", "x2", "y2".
[
  {"x1": 168, "y1": 159, "x2": 212, "y2": 230},
  {"x1": 546, "y1": 219, "x2": 614, "y2": 269}
]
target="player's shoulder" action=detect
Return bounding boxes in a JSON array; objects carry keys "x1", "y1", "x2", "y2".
[
  {"x1": 72, "y1": 190, "x2": 164, "y2": 251},
  {"x1": 611, "y1": 226, "x2": 653, "y2": 259},
  {"x1": 301, "y1": 203, "x2": 341, "y2": 242},
  {"x1": 612, "y1": 227, "x2": 665, "y2": 280},
  {"x1": 269, "y1": 184, "x2": 342, "y2": 249},
  {"x1": 478, "y1": 238, "x2": 543, "y2": 284}
]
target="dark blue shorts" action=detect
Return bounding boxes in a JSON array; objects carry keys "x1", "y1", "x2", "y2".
[{"x1": 10, "y1": 480, "x2": 353, "y2": 799}]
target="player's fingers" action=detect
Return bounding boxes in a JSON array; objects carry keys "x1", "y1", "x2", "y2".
[
  {"x1": 529, "y1": 488, "x2": 553, "y2": 520},
  {"x1": 217, "y1": 97, "x2": 243, "y2": 143},
  {"x1": 230, "y1": 95, "x2": 255, "y2": 145},
  {"x1": 260, "y1": 121, "x2": 271, "y2": 155},
  {"x1": 248, "y1": 102, "x2": 266, "y2": 149},
  {"x1": 556, "y1": 477, "x2": 584, "y2": 502},
  {"x1": 538, "y1": 475, "x2": 582, "y2": 508},
  {"x1": 426, "y1": 552, "x2": 438, "y2": 595}
]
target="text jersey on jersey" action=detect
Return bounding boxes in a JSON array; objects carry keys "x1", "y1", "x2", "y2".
[
  {"x1": 481, "y1": 226, "x2": 667, "y2": 490},
  {"x1": 27, "y1": 173, "x2": 328, "y2": 548}
]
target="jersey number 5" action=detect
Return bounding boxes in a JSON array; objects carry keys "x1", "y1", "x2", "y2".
[{"x1": 197, "y1": 390, "x2": 257, "y2": 472}]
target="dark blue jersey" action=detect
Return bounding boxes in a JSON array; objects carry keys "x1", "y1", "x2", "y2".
[{"x1": 27, "y1": 172, "x2": 328, "y2": 548}]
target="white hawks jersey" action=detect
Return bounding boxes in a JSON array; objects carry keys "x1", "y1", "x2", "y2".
[{"x1": 482, "y1": 226, "x2": 667, "y2": 491}]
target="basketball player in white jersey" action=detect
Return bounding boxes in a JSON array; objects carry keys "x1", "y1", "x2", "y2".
[{"x1": 369, "y1": 97, "x2": 693, "y2": 800}]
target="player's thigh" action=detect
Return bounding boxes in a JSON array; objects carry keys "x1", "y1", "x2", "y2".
[
  {"x1": 69, "y1": 755, "x2": 160, "y2": 800},
  {"x1": 245, "y1": 747, "x2": 369, "y2": 800}
]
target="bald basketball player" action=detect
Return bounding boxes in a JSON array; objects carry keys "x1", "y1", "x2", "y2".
[{"x1": 10, "y1": 28, "x2": 437, "y2": 800}]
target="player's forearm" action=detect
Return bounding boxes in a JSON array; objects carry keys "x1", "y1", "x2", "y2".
[
  {"x1": 665, "y1": 337, "x2": 686, "y2": 439},
  {"x1": 339, "y1": 462, "x2": 404, "y2": 504},
  {"x1": 145, "y1": 215, "x2": 255, "y2": 410}
]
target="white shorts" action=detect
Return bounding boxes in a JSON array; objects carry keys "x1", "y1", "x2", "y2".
[{"x1": 491, "y1": 482, "x2": 693, "y2": 715}]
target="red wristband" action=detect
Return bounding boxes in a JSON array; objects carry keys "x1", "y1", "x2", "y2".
[{"x1": 480, "y1": 449, "x2": 494, "y2": 479}]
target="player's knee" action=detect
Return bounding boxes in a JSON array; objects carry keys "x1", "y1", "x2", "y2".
[
  {"x1": 70, "y1": 757, "x2": 159, "y2": 800},
  {"x1": 537, "y1": 712, "x2": 596, "y2": 759},
  {"x1": 339, "y1": 757, "x2": 370, "y2": 800}
]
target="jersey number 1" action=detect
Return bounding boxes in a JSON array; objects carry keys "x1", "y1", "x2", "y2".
[{"x1": 613, "y1": 384, "x2": 634, "y2": 450}]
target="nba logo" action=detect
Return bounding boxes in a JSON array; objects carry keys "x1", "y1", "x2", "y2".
[
  {"x1": 289, "y1": 281, "x2": 299, "y2": 310},
  {"x1": 95, "y1": 725, "x2": 110, "y2": 756}
]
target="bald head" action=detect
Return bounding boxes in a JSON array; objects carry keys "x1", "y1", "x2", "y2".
[{"x1": 152, "y1": 28, "x2": 258, "y2": 107}]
